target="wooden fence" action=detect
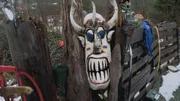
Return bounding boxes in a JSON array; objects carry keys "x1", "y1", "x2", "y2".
[{"x1": 119, "y1": 22, "x2": 180, "y2": 101}]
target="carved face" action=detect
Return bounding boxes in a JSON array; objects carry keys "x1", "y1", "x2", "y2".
[
  {"x1": 78, "y1": 14, "x2": 114, "y2": 90},
  {"x1": 70, "y1": 0, "x2": 118, "y2": 90}
]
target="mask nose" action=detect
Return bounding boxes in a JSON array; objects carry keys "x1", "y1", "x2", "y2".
[{"x1": 93, "y1": 37, "x2": 102, "y2": 54}]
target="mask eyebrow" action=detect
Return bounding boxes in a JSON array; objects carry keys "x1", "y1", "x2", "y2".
[{"x1": 96, "y1": 26, "x2": 105, "y2": 32}]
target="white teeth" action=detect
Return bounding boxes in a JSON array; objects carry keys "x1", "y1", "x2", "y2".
[
  {"x1": 92, "y1": 61, "x2": 94, "y2": 71},
  {"x1": 105, "y1": 70, "x2": 108, "y2": 81},
  {"x1": 104, "y1": 90, "x2": 108, "y2": 98},
  {"x1": 101, "y1": 71, "x2": 104, "y2": 80},
  {"x1": 98, "y1": 94, "x2": 103, "y2": 99},
  {"x1": 97, "y1": 73, "x2": 100, "y2": 81},
  {"x1": 108, "y1": 69, "x2": 110, "y2": 76},
  {"x1": 89, "y1": 61, "x2": 91, "y2": 71},
  {"x1": 105, "y1": 59, "x2": 107, "y2": 67},
  {"x1": 88, "y1": 58, "x2": 110, "y2": 83},
  {"x1": 100, "y1": 60, "x2": 103, "y2": 70},
  {"x1": 95, "y1": 60, "x2": 99, "y2": 71},
  {"x1": 92, "y1": 73, "x2": 95, "y2": 81},
  {"x1": 102, "y1": 60, "x2": 105, "y2": 69},
  {"x1": 90, "y1": 73, "x2": 93, "y2": 80}
]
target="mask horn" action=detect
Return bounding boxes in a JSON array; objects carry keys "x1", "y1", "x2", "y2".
[
  {"x1": 106, "y1": 0, "x2": 118, "y2": 29},
  {"x1": 91, "y1": 1, "x2": 96, "y2": 25},
  {"x1": 70, "y1": 0, "x2": 84, "y2": 33}
]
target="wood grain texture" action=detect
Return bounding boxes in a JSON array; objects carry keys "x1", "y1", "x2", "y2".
[
  {"x1": 62, "y1": 0, "x2": 92, "y2": 101},
  {"x1": 108, "y1": 44, "x2": 122, "y2": 101}
]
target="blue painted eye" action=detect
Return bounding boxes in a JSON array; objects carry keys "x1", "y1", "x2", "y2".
[
  {"x1": 98, "y1": 30, "x2": 105, "y2": 39},
  {"x1": 87, "y1": 32, "x2": 94, "y2": 42}
]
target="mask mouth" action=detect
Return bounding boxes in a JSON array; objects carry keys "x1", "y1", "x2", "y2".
[{"x1": 87, "y1": 57, "x2": 110, "y2": 85}]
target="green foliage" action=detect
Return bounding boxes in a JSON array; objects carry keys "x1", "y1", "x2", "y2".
[{"x1": 154, "y1": 0, "x2": 180, "y2": 25}]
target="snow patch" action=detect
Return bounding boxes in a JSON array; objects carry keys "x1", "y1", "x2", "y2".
[{"x1": 159, "y1": 64, "x2": 180, "y2": 101}]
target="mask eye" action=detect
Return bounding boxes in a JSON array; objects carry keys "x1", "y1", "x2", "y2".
[
  {"x1": 98, "y1": 30, "x2": 105, "y2": 39},
  {"x1": 86, "y1": 30, "x2": 94, "y2": 42}
]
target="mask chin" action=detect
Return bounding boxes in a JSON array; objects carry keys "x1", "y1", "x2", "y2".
[{"x1": 88, "y1": 79, "x2": 110, "y2": 90}]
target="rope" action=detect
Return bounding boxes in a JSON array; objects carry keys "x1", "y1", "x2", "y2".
[{"x1": 154, "y1": 26, "x2": 161, "y2": 77}]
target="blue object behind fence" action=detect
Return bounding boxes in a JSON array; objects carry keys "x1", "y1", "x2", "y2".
[{"x1": 143, "y1": 21, "x2": 153, "y2": 56}]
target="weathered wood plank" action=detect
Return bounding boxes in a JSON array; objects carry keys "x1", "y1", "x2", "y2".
[
  {"x1": 124, "y1": 46, "x2": 144, "y2": 63},
  {"x1": 108, "y1": 44, "x2": 122, "y2": 101},
  {"x1": 126, "y1": 28, "x2": 144, "y2": 44},
  {"x1": 152, "y1": 28, "x2": 158, "y2": 37},
  {"x1": 161, "y1": 44, "x2": 177, "y2": 57},
  {"x1": 146, "y1": 81, "x2": 154, "y2": 92},
  {"x1": 161, "y1": 38, "x2": 177, "y2": 47},
  {"x1": 148, "y1": 70, "x2": 156, "y2": 82},
  {"x1": 133, "y1": 87, "x2": 146, "y2": 101},
  {"x1": 152, "y1": 40, "x2": 158, "y2": 49},
  {"x1": 159, "y1": 30, "x2": 176, "y2": 39},
  {"x1": 171, "y1": 58, "x2": 179, "y2": 66},
  {"x1": 161, "y1": 52, "x2": 177, "y2": 64},
  {"x1": 123, "y1": 65, "x2": 151, "y2": 88},
  {"x1": 123, "y1": 55, "x2": 149, "y2": 81},
  {"x1": 130, "y1": 70, "x2": 150, "y2": 95},
  {"x1": 154, "y1": 55, "x2": 159, "y2": 67},
  {"x1": 159, "y1": 22, "x2": 177, "y2": 31},
  {"x1": 149, "y1": 48, "x2": 158, "y2": 62}
]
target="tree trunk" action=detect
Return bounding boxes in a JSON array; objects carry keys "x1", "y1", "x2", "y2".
[
  {"x1": 108, "y1": 44, "x2": 122, "y2": 101},
  {"x1": 4, "y1": 21, "x2": 57, "y2": 101},
  {"x1": 62, "y1": 0, "x2": 92, "y2": 101}
]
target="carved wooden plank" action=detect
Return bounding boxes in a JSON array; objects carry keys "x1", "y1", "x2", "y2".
[
  {"x1": 123, "y1": 65, "x2": 150, "y2": 88},
  {"x1": 126, "y1": 28, "x2": 144, "y2": 44},
  {"x1": 161, "y1": 38, "x2": 177, "y2": 47},
  {"x1": 123, "y1": 55, "x2": 149, "y2": 81},
  {"x1": 124, "y1": 46, "x2": 144, "y2": 63},
  {"x1": 161, "y1": 52, "x2": 177, "y2": 64},
  {"x1": 158, "y1": 22, "x2": 177, "y2": 31},
  {"x1": 161, "y1": 44, "x2": 177, "y2": 57}
]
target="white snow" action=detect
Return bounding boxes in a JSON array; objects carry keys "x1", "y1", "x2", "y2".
[{"x1": 159, "y1": 64, "x2": 180, "y2": 101}]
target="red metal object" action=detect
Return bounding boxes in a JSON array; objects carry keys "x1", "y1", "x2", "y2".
[
  {"x1": 0, "y1": 66, "x2": 44, "y2": 101},
  {"x1": 59, "y1": 40, "x2": 64, "y2": 48}
]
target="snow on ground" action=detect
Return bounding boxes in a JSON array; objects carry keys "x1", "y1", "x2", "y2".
[{"x1": 159, "y1": 64, "x2": 180, "y2": 101}]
